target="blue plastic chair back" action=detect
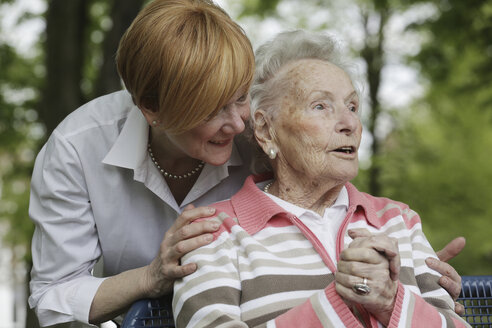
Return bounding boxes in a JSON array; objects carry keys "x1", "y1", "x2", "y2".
[
  {"x1": 121, "y1": 294, "x2": 175, "y2": 328},
  {"x1": 457, "y1": 275, "x2": 492, "y2": 327},
  {"x1": 121, "y1": 275, "x2": 492, "y2": 327}
]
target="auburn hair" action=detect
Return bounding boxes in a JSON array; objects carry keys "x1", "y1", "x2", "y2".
[{"x1": 116, "y1": 0, "x2": 254, "y2": 134}]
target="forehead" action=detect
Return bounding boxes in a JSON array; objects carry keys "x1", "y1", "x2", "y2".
[{"x1": 280, "y1": 59, "x2": 354, "y2": 97}]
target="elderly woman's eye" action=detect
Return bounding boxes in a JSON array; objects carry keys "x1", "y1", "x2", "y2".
[
  {"x1": 349, "y1": 104, "x2": 357, "y2": 112},
  {"x1": 314, "y1": 104, "x2": 325, "y2": 110}
]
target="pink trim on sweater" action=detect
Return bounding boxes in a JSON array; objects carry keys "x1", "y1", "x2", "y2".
[{"x1": 274, "y1": 299, "x2": 325, "y2": 328}]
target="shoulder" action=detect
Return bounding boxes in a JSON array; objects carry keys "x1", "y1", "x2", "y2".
[
  {"x1": 54, "y1": 91, "x2": 134, "y2": 140},
  {"x1": 195, "y1": 199, "x2": 240, "y2": 241},
  {"x1": 349, "y1": 185, "x2": 421, "y2": 229}
]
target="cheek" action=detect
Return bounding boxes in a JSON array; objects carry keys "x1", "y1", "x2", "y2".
[
  {"x1": 192, "y1": 123, "x2": 221, "y2": 142},
  {"x1": 240, "y1": 103, "x2": 251, "y2": 120}
]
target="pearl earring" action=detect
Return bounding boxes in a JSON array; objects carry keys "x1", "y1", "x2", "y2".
[
  {"x1": 152, "y1": 120, "x2": 158, "y2": 126},
  {"x1": 268, "y1": 148, "x2": 277, "y2": 159}
]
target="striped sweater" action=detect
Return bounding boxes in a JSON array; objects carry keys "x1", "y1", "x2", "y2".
[{"x1": 173, "y1": 175, "x2": 470, "y2": 328}]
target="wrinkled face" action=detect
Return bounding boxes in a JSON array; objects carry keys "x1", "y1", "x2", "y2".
[
  {"x1": 165, "y1": 88, "x2": 250, "y2": 166},
  {"x1": 271, "y1": 59, "x2": 362, "y2": 182}
]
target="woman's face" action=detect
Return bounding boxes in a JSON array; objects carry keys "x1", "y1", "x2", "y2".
[
  {"x1": 270, "y1": 59, "x2": 362, "y2": 183},
  {"x1": 165, "y1": 88, "x2": 250, "y2": 166}
]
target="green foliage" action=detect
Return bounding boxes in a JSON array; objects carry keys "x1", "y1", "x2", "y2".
[
  {"x1": 0, "y1": 2, "x2": 45, "y2": 265},
  {"x1": 382, "y1": 0, "x2": 492, "y2": 274},
  {"x1": 81, "y1": 0, "x2": 112, "y2": 98},
  {"x1": 381, "y1": 103, "x2": 492, "y2": 274},
  {"x1": 238, "y1": 0, "x2": 282, "y2": 18},
  {"x1": 0, "y1": 43, "x2": 43, "y2": 262}
]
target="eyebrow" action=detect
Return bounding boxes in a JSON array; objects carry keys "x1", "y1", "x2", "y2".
[
  {"x1": 344, "y1": 91, "x2": 358, "y2": 103},
  {"x1": 308, "y1": 90, "x2": 358, "y2": 102}
]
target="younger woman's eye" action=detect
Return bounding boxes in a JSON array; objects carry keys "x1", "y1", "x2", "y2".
[{"x1": 237, "y1": 94, "x2": 248, "y2": 103}]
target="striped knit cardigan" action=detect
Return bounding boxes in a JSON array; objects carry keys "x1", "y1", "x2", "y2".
[{"x1": 173, "y1": 175, "x2": 470, "y2": 328}]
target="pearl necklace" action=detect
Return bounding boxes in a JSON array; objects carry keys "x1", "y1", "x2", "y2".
[
  {"x1": 148, "y1": 144, "x2": 204, "y2": 179},
  {"x1": 263, "y1": 181, "x2": 274, "y2": 193}
]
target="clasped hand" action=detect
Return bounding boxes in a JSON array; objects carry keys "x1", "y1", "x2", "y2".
[{"x1": 335, "y1": 229, "x2": 400, "y2": 325}]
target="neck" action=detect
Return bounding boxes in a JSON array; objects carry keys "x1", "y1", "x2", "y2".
[
  {"x1": 268, "y1": 170, "x2": 345, "y2": 216},
  {"x1": 149, "y1": 128, "x2": 199, "y2": 174}
]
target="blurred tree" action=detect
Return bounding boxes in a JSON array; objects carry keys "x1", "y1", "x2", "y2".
[
  {"x1": 381, "y1": 0, "x2": 492, "y2": 274},
  {"x1": 0, "y1": 9, "x2": 44, "y2": 327},
  {"x1": 39, "y1": 0, "x2": 144, "y2": 135},
  {"x1": 93, "y1": 0, "x2": 145, "y2": 97},
  {"x1": 356, "y1": 0, "x2": 388, "y2": 196},
  {"x1": 39, "y1": 0, "x2": 89, "y2": 134},
  {"x1": 1, "y1": 0, "x2": 145, "y2": 326}
]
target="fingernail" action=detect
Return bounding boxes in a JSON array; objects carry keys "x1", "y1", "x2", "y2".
[
  {"x1": 205, "y1": 234, "x2": 213, "y2": 242},
  {"x1": 211, "y1": 222, "x2": 220, "y2": 230},
  {"x1": 207, "y1": 207, "x2": 216, "y2": 214}
]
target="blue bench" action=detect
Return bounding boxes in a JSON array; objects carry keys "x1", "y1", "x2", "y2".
[
  {"x1": 121, "y1": 275, "x2": 492, "y2": 327},
  {"x1": 458, "y1": 275, "x2": 492, "y2": 327}
]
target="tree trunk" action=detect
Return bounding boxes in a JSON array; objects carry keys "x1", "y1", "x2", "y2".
[
  {"x1": 38, "y1": 0, "x2": 90, "y2": 135},
  {"x1": 360, "y1": 5, "x2": 388, "y2": 196},
  {"x1": 93, "y1": 0, "x2": 145, "y2": 98}
]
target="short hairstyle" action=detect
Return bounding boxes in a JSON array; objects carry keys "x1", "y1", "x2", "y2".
[
  {"x1": 116, "y1": 0, "x2": 254, "y2": 134},
  {"x1": 248, "y1": 30, "x2": 362, "y2": 173}
]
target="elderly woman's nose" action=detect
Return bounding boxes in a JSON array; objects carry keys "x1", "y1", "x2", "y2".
[{"x1": 335, "y1": 110, "x2": 359, "y2": 135}]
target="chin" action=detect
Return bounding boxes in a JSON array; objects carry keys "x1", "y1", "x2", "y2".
[{"x1": 202, "y1": 151, "x2": 233, "y2": 166}]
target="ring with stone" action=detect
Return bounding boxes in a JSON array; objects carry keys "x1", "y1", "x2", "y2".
[{"x1": 352, "y1": 277, "x2": 371, "y2": 296}]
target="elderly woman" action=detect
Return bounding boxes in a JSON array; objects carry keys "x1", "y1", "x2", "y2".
[{"x1": 172, "y1": 30, "x2": 470, "y2": 327}]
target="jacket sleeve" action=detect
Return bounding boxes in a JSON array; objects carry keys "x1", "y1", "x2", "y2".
[
  {"x1": 384, "y1": 208, "x2": 470, "y2": 328},
  {"x1": 28, "y1": 131, "x2": 105, "y2": 326}
]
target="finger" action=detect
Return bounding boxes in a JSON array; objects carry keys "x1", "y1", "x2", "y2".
[
  {"x1": 171, "y1": 205, "x2": 216, "y2": 232},
  {"x1": 171, "y1": 234, "x2": 214, "y2": 259},
  {"x1": 426, "y1": 257, "x2": 461, "y2": 284},
  {"x1": 340, "y1": 247, "x2": 386, "y2": 264},
  {"x1": 439, "y1": 275, "x2": 462, "y2": 300},
  {"x1": 174, "y1": 220, "x2": 220, "y2": 243},
  {"x1": 335, "y1": 271, "x2": 361, "y2": 290},
  {"x1": 454, "y1": 301, "x2": 465, "y2": 316},
  {"x1": 345, "y1": 237, "x2": 401, "y2": 281},
  {"x1": 425, "y1": 258, "x2": 462, "y2": 300},
  {"x1": 388, "y1": 253, "x2": 400, "y2": 281},
  {"x1": 335, "y1": 272, "x2": 373, "y2": 304},
  {"x1": 387, "y1": 239, "x2": 400, "y2": 281},
  {"x1": 436, "y1": 237, "x2": 466, "y2": 262},
  {"x1": 348, "y1": 228, "x2": 372, "y2": 239},
  {"x1": 167, "y1": 262, "x2": 198, "y2": 279},
  {"x1": 337, "y1": 258, "x2": 386, "y2": 280},
  {"x1": 349, "y1": 235, "x2": 398, "y2": 258}
]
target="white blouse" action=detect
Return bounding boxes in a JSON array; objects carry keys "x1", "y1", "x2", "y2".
[{"x1": 28, "y1": 90, "x2": 252, "y2": 326}]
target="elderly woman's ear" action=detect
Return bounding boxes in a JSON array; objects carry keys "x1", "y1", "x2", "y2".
[{"x1": 253, "y1": 110, "x2": 278, "y2": 159}]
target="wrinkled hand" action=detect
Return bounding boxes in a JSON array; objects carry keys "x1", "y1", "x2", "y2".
[
  {"x1": 335, "y1": 229, "x2": 400, "y2": 326},
  {"x1": 143, "y1": 204, "x2": 218, "y2": 297},
  {"x1": 426, "y1": 236, "x2": 466, "y2": 315}
]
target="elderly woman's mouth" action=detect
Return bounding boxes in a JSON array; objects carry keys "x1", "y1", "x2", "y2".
[{"x1": 333, "y1": 146, "x2": 356, "y2": 154}]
